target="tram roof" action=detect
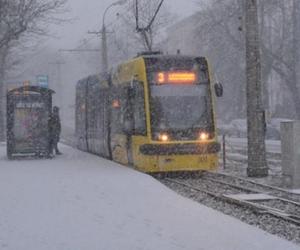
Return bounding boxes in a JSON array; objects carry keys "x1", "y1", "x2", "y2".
[
  {"x1": 76, "y1": 74, "x2": 110, "y2": 89},
  {"x1": 136, "y1": 52, "x2": 206, "y2": 61},
  {"x1": 7, "y1": 86, "x2": 55, "y2": 95}
]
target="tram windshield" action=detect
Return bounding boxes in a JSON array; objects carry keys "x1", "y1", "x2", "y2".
[{"x1": 150, "y1": 85, "x2": 213, "y2": 133}]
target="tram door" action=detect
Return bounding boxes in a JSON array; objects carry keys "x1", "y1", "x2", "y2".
[{"x1": 110, "y1": 86, "x2": 130, "y2": 165}]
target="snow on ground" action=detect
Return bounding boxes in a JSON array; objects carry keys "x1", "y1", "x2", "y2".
[
  {"x1": 0, "y1": 144, "x2": 298, "y2": 250},
  {"x1": 224, "y1": 137, "x2": 281, "y2": 153}
]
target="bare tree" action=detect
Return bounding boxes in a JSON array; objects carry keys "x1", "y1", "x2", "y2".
[
  {"x1": 261, "y1": 0, "x2": 300, "y2": 118},
  {"x1": 167, "y1": 0, "x2": 299, "y2": 121},
  {"x1": 0, "y1": 0, "x2": 67, "y2": 141},
  {"x1": 0, "y1": 0, "x2": 66, "y2": 49}
]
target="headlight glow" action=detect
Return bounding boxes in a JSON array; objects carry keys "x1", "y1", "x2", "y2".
[
  {"x1": 199, "y1": 132, "x2": 209, "y2": 141},
  {"x1": 158, "y1": 133, "x2": 169, "y2": 142}
]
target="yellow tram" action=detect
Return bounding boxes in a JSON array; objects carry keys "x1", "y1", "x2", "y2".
[{"x1": 76, "y1": 52, "x2": 223, "y2": 173}]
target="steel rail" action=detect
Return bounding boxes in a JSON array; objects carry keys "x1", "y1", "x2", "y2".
[
  {"x1": 201, "y1": 176, "x2": 265, "y2": 194},
  {"x1": 205, "y1": 171, "x2": 300, "y2": 197},
  {"x1": 201, "y1": 175, "x2": 300, "y2": 209},
  {"x1": 163, "y1": 178, "x2": 300, "y2": 226}
]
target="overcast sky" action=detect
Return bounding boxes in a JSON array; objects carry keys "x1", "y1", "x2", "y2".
[{"x1": 50, "y1": 0, "x2": 199, "y2": 49}]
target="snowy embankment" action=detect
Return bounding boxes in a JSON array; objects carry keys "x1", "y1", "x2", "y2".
[{"x1": 0, "y1": 144, "x2": 298, "y2": 250}]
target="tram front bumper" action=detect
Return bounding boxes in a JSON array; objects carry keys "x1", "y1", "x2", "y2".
[
  {"x1": 138, "y1": 142, "x2": 220, "y2": 172},
  {"x1": 139, "y1": 142, "x2": 220, "y2": 155}
]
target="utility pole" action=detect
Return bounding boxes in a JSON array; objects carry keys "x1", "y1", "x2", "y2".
[
  {"x1": 89, "y1": 0, "x2": 127, "y2": 74},
  {"x1": 88, "y1": 30, "x2": 111, "y2": 74},
  {"x1": 245, "y1": 0, "x2": 268, "y2": 177},
  {"x1": 0, "y1": 46, "x2": 8, "y2": 141},
  {"x1": 0, "y1": 56, "x2": 5, "y2": 142},
  {"x1": 102, "y1": 25, "x2": 108, "y2": 73}
]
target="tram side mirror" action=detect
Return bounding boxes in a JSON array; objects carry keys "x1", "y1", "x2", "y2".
[{"x1": 214, "y1": 82, "x2": 223, "y2": 97}]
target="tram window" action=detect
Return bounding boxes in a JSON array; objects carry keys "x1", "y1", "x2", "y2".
[{"x1": 132, "y1": 83, "x2": 146, "y2": 135}]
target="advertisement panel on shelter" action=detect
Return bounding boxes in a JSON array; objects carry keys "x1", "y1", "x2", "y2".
[{"x1": 13, "y1": 98, "x2": 49, "y2": 153}]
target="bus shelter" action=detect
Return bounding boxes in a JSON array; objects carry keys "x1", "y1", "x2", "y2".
[{"x1": 7, "y1": 86, "x2": 55, "y2": 159}]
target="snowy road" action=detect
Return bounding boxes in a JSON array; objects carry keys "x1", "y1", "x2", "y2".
[{"x1": 0, "y1": 144, "x2": 298, "y2": 250}]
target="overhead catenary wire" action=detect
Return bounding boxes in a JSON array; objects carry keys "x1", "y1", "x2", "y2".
[{"x1": 135, "y1": 0, "x2": 165, "y2": 51}]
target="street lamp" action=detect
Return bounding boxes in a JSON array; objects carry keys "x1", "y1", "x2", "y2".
[{"x1": 101, "y1": 0, "x2": 127, "y2": 73}]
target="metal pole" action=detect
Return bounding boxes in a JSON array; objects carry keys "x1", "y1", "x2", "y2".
[
  {"x1": 245, "y1": 0, "x2": 268, "y2": 177},
  {"x1": 101, "y1": 1, "x2": 127, "y2": 73},
  {"x1": 101, "y1": 24, "x2": 108, "y2": 74},
  {"x1": 222, "y1": 134, "x2": 226, "y2": 169},
  {"x1": 0, "y1": 46, "x2": 8, "y2": 141},
  {"x1": 0, "y1": 71, "x2": 5, "y2": 141}
]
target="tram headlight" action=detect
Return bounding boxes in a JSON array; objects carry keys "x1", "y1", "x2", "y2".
[
  {"x1": 158, "y1": 133, "x2": 169, "y2": 142},
  {"x1": 199, "y1": 132, "x2": 209, "y2": 141}
]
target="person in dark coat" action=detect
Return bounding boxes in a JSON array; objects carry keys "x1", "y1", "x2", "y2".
[{"x1": 49, "y1": 106, "x2": 62, "y2": 156}]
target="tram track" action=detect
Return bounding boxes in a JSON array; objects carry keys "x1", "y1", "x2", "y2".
[
  {"x1": 158, "y1": 173, "x2": 300, "y2": 244},
  {"x1": 163, "y1": 177, "x2": 300, "y2": 226},
  {"x1": 202, "y1": 171, "x2": 300, "y2": 202}
]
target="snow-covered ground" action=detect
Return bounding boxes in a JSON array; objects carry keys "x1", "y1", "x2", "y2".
[
  {"x1": 0, "y1": 144, "x2": 298, "y2": 250},
  {"x1": 222, "y1": 136, "x2": 281, "y2": 153}
]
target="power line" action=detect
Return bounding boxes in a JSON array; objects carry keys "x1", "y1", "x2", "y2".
[
  {"x1": 135, "y1": 0, "x2": 165, "y2": 51},
  {"x1": 74, "y1": 36, "x2": 98, "y2": 50},
  {"x1": 59, "y1": 49, "x2": 100, "y2": 52}
]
